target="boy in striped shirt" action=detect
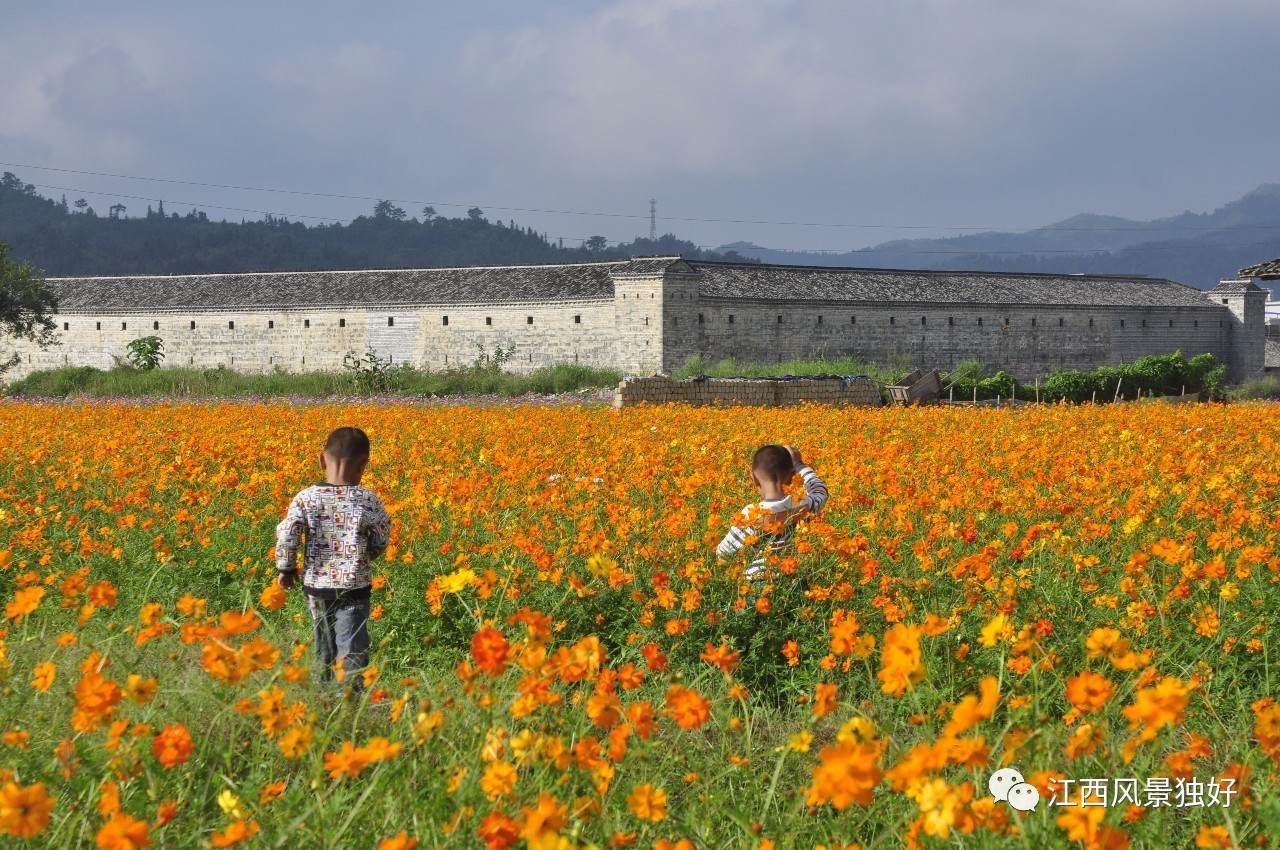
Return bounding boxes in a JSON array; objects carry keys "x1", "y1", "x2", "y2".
[{"x1": 716, "y1": 444, "x2": 828, "y2": 579}]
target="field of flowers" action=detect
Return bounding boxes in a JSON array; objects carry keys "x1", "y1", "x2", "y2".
[{"x1": 0, "y1": 399, "x2": 1277, "y2": 849}]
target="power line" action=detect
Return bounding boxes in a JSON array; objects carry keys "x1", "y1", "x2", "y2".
[
  {"x1": 7, "y1": 160, "x2": 1280, "y2": 234},
  {"x1": 28, "y1": 184, "x2": 1280, "y2": 257}
]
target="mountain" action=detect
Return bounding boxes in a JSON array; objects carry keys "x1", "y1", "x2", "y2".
[
  {"x1": 720, "y1": 184, "x2": 1280, "y2": 288},
  {"x1": 0, "y1": 171, "x2": 752, "y2": 277}
]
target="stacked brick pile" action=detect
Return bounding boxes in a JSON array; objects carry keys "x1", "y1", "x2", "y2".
[{"x1": 614, "y1": 376, "x2": 882, "y2": 408}]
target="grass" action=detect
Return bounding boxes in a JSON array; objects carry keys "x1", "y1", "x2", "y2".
[
  {"x1": 2, "y1": 363, "x2": 623, "y2": 399},
  {"x1": 1226, "y1": 375, "x2": 1280, "y2": 400},
  {"x1": 672, "y1": 353, "x2": 913, "y2": 385}
]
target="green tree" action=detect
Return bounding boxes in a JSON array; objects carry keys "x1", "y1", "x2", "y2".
[
  {"x1": 0, "y1": 241, "x2": 58, "y2": 374},
  {"x1": 373, "y1": 200, "x2": 407, "y2": 221},
  {"x1": 584, "y1": 236, "x2": 609, "y2": 252},
  {"x1": 125, "y1": 335, "x2": 165, "y2": 370}
]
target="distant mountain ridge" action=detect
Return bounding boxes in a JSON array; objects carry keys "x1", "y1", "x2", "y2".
[{"x1": 720, "y1": 184, "x2": 1280, "y2": 288}]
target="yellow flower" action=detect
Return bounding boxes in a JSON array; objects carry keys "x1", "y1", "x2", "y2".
[
  {"x1": 978, "y1": 614, "x2": 1013, "y2": 648},
  {"x1": 837, "y1": 717, "x2": 877, "y2": 746},
  {"x1": 217, "y1": 789, "x2": 246, "y2": 820},
  {"x1": 788, "y1": 730, "x2": 814, "y2": 752},
  {"x1": 439, "y1": 568, "x2": 477, "y2": 594}
]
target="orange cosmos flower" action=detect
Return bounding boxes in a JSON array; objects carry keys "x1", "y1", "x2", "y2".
[
  {"x1": 210, "y1": 819, "x2": 260, "y2": 847},
  {"x1": 626, "y1": 783, "x2": 668, "y2": 822},
  {"x1": 806, "y1": 742, "x2": 883, "y2": 809},
  {"x1": 95, "y1": 811, "x2": 151, "y2": 849},
  {"x1": 481, "y1": 761, "x2": 518, "y2": 801},
  {"x1": 665, "y1": 685, "x2": 711, "y2": 730},
  {"x1": 476, "y1": 810, "x2": 520, "y2": 850},
  {"x1": 258, "y1": 781, "x2": 286, "y2": 805},
  {"x1": 87, "y1": 581, "x2": 118, "y2": 608},
  {"x1": 1066, "y1": 671, "x2": 1115, "y2": 714},
  {"x1": 30, "y1": 662, "x2": 55, "y2": 693},
  {"x1": 324, "y1": 741, "x2": 372, "y2": 779},
  {"x1": 878, "y1": 623, "x2": 926, "y2": 697},
  {"x1": 259, "y1": 582, "x2": 287, "y2": 611},
  {"x1": 812, "y1": 683, "x2": 839, "y2": 718},
  {"x1": 699, "y1": 642, "x2": 741, "y2": 673},
  {"x1": 0, "y1": 781, "x2": 54, "y2": 838},
  {"x1": 150, "y1": 724, "x2": 194, "y2": 768},
  {"x1": 1123, "y1": 676, "x2": 1190, "y2": 743},
  {"x1": 4, "y1": 587, "x2": 43, "y2": 622},
  {"x1": 521, "y1": 793, "x2": 567, "y2": 842},
  {"x1": 378, "y1": 831, "x2": 419, "y2": 850},
  {"x1": 471, "y1": 628, "x2": 510, "y2": 677},
  {"x1": 586, "y1": 691, "x2": 623, "y2": 728}
]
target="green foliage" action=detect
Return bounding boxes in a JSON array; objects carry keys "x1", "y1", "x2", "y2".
[
  {"x1": 673, "y1": 354, "x2": 904, "y2": 386},
  {"x1": 471, "y1": 343, "x2": 517, "y2": 373},
  {"x1": 1227, "y1": 376, "x2": 1280, "y2": 400},
  {"x1": 342, "y1": 348, "x2": 398, "y2": 393},
  {"x1": 0, "y1": 171, "x2": 755, "y2": 276},
  {"x1": 125, "y1": 335, "x2": 165, "y2": 370},
  {"x1": 4, "y1": 363, "x2": 623, "y2": 399},
  {"x1": 1036, "y1": 352, "x2": 1225, "y2": 402},
  {"x1": 0, "y1": 239, "x2": 58, "y2": 373}
]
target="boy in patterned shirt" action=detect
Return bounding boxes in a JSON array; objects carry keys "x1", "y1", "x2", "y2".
[
  {"x1": 716, "y1": 444, "x2": 828, "y2": 580},
  {"x1": 276, "y1": 427, "x2": 391, "y2": 693}
]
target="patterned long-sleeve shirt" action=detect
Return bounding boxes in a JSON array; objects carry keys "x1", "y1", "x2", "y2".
[
  {"x1": 275, "y1": 484, "x2": 391, "y2": 594},
  {"x1": 716, "y1": 465, "x2": 828, "y2": 578}
]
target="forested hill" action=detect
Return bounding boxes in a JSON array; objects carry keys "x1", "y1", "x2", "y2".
[
  {"x1": 0, "y1": 173, "x2": 749, "y2": 276},
  {"x1": 720, "y1": 184, "x2": 1280, "y2": 288}
]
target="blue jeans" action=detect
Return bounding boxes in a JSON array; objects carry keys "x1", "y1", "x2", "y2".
[{"x1": 306, "y1": 592, "x2": 371, "y2": 693}]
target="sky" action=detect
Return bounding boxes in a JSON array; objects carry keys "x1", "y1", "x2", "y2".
[{"x1": 3, "y1": 0, "x2": 1279, "y2": 252}]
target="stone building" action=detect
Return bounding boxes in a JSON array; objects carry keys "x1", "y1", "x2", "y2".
[{"x1": 4, "y1": 256, "x2": 1270, "y2": 382}]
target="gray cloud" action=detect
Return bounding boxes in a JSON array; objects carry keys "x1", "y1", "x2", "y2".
[{"x1": 2, "y1": 0, "x2": 1278, "y2": 249}]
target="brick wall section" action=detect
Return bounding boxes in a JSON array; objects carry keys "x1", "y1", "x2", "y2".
[
  {"x1": 687, "y1": 300, "x2": 1233, "y2": 381},
  {"x1": 1, "y1": 258, "x2": 1263, "y2": 382},
  {"x1": 614, "y1": 375, "x2": 882, "y2": 408}
]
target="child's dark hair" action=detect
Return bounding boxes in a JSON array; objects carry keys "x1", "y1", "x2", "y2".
[
  {"x1": 324, "y1": 427, "x2": 371, "y2": 461},
  {"x1": 752, "y1": 445, "x2": 793, "y2": 484}
]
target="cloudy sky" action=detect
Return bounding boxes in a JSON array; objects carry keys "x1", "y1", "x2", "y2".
[{"x1": 3, "y1": 0, "x2": 1278, "y2": 251}]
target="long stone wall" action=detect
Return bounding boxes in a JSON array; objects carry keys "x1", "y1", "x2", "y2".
[
  {"x1": 4, "y1": 299, "x2": 618, "y2": 377},
  {"x1": 684, "y1": 300, "x2": 1234, "y2": 380},
  {"x1": 614, "y1": 375, "x2": 883, "y2": 408}
]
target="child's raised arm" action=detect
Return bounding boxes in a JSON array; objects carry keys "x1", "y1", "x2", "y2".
[{"x1": 784, "y1": 446, "x2": 828, "y2": 516}]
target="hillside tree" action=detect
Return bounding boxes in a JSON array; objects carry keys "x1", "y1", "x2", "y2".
[{"x1": 0, "y1": 241, "x2": 58, "y2": 374}]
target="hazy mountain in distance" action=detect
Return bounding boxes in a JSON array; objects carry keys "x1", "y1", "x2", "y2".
[{"x1": 720, "y1": 184, "x2": 1280, "y2": 287}]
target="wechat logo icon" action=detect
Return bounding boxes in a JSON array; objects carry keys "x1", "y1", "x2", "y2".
[{"x1": 989, "y1": 767, "x2": 1039, "y2": 813}]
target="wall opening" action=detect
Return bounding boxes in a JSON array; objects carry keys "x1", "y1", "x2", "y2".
[
  {"x1": 486, "y1": 317, "x2": 492, "y2": 326},
  {"x1": 268, "y1": 320, "x2": 274, "y2": 329},
  {"x1": 122, "y1": 322, "x2": 127, "y2": 330},
  {"x1": 1089, "y1": 318, "x2": 1094, "y2": 327},
  {"x1": 153, "y1": 321, "x2": 160, "y2": 330},
  {"x1": 851, "y1": 315, "x2": 856, "y2": 325},
  {"x1": 190, "y1": 321, "x2": 196, "y2": 330},
  {"x1": 527, "y1": 316, "x2": 534, "y2": 324},
  {"x1": 388, "y1": 317, "x2": 394, "y2": 327},
  {"x1": 890, "y1": 316, "x2": 896, "y2": 325},
  {"x1": 1004, "y1": 317, "x2": 1009, "y2": 327},
  {"x1": 1120, "y1": 319, "x2": 1125, "y2": 328},
  {"x1": 339, "y1": 318, "x2": 346, "y2": 328},
  {"x1": 698, "y1": 314, "x2": 704, "y2": 324},
  {"x1": 1059, "y1": 317, "x2": 1064, "y2": 327},
  {"x1": 1194, "y1": 320, "x2": 1198, "y2": 327},
  {"x1": 228, "y1": 320, "x2": 235, "y2": 330},
  {"x1": 728, "y1": 315, "x2": 735, "y2": 324},
  {"x1": 948, "y1": 317, "x2": 954, "y2": 326},
  {"x1": 817, "y1": 315, "x2": 823, "y2": 325},
  {"x1": 96, "y1": 322, "x2": 101, "y2": 330},
  {"x1": 921, "y1": 316, "x2": 926, "y2": 326},
  {"x1": 1168, "y1": 320, "x2": 1173, "y2": 327},
  {"x1": 1142, "y1": 319, "x2": 1147, "y2": 328},
  {"x1": 1031, "y1": 317, "x2": 1036, "y2": 327},
  {"x1": 63, "y1": 322, "x2": 69, "y2": 331},
  {"x1": 777, "y1": 315, "x2": 783, "y2": 324},
  {"x1": 1222, "y1": 298, "x2": 1229, "y2": 305},
  {"x1": 645, "y1": 317, "x2": 649, "y2": 326},
  {"x1": 304, "y1": 319, "x2": 310, "y2": 328},
  {"x1": 574, "y1": 315, "x2": 581, "y2": 324},
  {"x1": 442, "y1": 316, "x2": 449, "y2": 326},
  {"x1": 977, "y1": 317, "x2": 982, "y2": 326}
]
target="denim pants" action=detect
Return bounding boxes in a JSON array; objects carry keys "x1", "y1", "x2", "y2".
[{"x1": 306, "y1": 592, "x2": 371, "y2": 693}]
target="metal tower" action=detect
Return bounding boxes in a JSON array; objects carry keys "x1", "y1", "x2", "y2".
[{"x1": 649, "y1": 198, "x2": 657, "y2": 242}]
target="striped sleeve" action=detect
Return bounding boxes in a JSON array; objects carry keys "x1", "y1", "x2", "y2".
[
  {"x1": 716, "y1": 508, "x2": 756, "y2": 558},
  {"x1": 795, "y1": 465, "x2": 828, "y2": 514}
]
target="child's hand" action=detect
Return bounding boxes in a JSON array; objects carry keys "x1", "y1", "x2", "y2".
[
  {"x1": 784, "y1": 445, "x2": 805, "y2": 468},
  {"x1": 277, "y1": 572, "x2": 297, "y2": 590}
]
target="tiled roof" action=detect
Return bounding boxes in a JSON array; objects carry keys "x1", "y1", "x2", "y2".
[
  {"x1": 686, "y1": 261, "x2": 1219, "y2": 308},
  {"x1": 48, "y1": 261, "x2": 627, "y2": 311},
  {"x1": 1240, "y1": 258, "x2": 1280, "y2": 279},
  {"x1": 46, "y1": 256, "x2": 1223, "y2": 311},
  {"x1": 1207, "y1": 278, "x2": 1267, "y2": 294}
]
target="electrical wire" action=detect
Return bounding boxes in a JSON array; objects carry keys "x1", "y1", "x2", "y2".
[{"x1": 8, "y1": 160, "x2": 1280, "y2": 234}]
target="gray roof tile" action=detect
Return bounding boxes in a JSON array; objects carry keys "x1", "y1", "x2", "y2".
[
  {"x1": 687, "y1": 261, "x2": 1218, "y2": 308},
  {"x1": 1240, "y1": 258, "x2": 1280, "y2": 279},
  {"x1": 46, "y1": 256, "x2": 1223, "y2": 312}
]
